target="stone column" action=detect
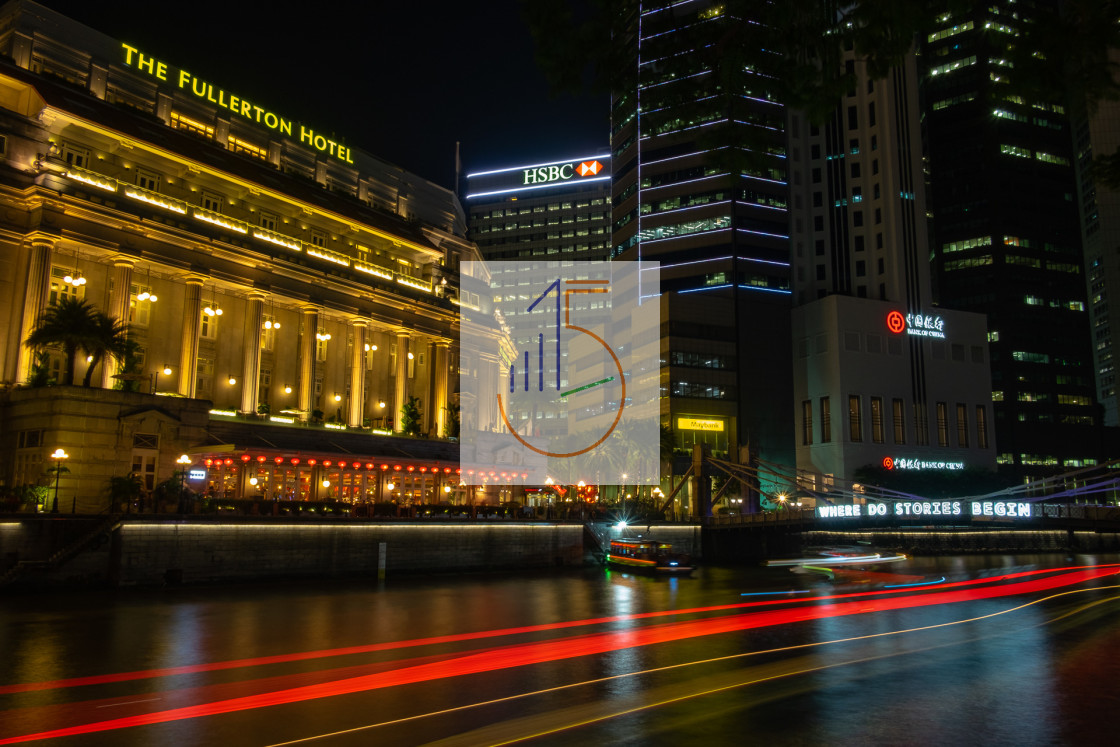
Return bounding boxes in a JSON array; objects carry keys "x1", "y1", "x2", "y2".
[
  {"x1": 348, "y1": 319, "x2": 368, "y2": 428},
  {"x1": 101, "y1": 257, "x2": 134, "y2": 389},
  {"x1": 298, "y1": 306, "x2": 319, "y2": 422},
  {"x1": 178, "y1": 277, "x2": 203, "y2": 397},
  {"x1": 393, "y1": 331, "x2": 410, "y2": 433},
  {"x1": 16, "y1": 237, "x2": 54, "y2": 383},
  {"x1": 434, "y1": 341, "x2": 450, "y2": 438},
  {"x1": 240, "y1": 292, "x2": 266, "y2": 414}
]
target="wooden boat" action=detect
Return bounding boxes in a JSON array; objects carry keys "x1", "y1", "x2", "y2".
[{"x1": 607, "y1": 538, "x2": 695, "y2": 574}]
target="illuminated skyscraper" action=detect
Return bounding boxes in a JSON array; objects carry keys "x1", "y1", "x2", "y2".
[
  {"x1": 920, "y1": 2, "x2": 1103, "y2": 475},
  {"x1": 611, "y1": 1, "x2": 794, "y2": 494},
  {"x1": 787, "y1": 39, "x2": 996, "y2": 485}
]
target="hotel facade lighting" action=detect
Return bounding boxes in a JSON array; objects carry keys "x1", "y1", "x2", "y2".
[{"x1": 0, "y1": 1, "x2": 503, "y2": 508}]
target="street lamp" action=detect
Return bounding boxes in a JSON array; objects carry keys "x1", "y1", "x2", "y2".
[
  {"x1": 176, "y1": 454, "x2": 191, "y2": 513},
  {"x1": 49, "y1": 448, "x2": 68, "y2": 514}
]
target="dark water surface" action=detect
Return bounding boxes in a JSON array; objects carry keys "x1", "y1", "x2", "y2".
[{"x1": 1, "y1": 552, "x2": 1118, "y2": 746}]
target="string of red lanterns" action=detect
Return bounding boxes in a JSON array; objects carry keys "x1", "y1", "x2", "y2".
[{"x1": 200, "y1": 456, "x2": 465, "y2": 475}]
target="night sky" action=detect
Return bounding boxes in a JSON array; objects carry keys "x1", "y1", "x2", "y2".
[{"x1": 35, "y1": 0, "x2": 608, "y2": 191}]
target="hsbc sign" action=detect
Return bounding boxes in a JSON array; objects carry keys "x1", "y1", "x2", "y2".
[
  {"x1": 464, "y1": 155, "x2": 611, "y2": 200},
  {"x1": 523, "y1": 160, "x2": 603, "y2": 186}
]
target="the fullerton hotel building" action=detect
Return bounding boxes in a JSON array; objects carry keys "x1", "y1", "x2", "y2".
[{"x1": 0, "y1": 1, "x2": 507, "y2": 511}]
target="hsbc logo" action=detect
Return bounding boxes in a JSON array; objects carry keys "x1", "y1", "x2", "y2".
[
  {"x1": 523, "y1": 160, "x2": 605, "y2": 185},
  {"x1": 577, "y1": 160, "x2": 602, "y2": 176}
]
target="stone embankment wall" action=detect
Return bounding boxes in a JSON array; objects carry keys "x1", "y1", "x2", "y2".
[{"x1": 3, "y1": 518, "x2": 697, "y2": 587}]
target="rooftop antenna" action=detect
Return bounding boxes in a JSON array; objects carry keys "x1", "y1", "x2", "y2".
[{"x1": 454, "y1": 141, "x2": 461, "y2": 199}]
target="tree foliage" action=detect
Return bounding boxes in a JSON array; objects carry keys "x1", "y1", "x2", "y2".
[
  {"x1": 400, "y1": 395, "x2": 423, "y2": 436},
  {"x1": 24, "y1": 297, "x2": 129, "y2": 387}
]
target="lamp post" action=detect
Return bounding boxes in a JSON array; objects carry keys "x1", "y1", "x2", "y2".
[
  {"x1": 49, "y1": 448, "x2": 68, "y2": 514},
  {"x1": 176, "y1": 454, "x2": 191, "y2": 513}
]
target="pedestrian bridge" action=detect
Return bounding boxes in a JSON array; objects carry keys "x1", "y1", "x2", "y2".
[
  {"x1": 705, "y1": 501, "x2": 1120, "y2": 532},
  {"x1": 702, "y1": 502, "x2": 1120, "y2": 561}
]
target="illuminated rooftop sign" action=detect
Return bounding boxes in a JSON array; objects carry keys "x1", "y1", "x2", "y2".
[
  {"x1": 886, "y1": 310, "x2": 946, "y2": 339},
  {"x1": 464, "y1": 155, "x2": 611, "y2": 199},
  {"x1": 120, "y1": 44, "x2": 354, "y2": 165}
]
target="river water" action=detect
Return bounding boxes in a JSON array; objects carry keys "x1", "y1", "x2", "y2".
[{"x1": 1, "y1": 551, "x2": 1118, "y2": 746}]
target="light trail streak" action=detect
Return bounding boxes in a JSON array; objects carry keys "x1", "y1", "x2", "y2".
[
  {"x1": 2, "y1": 564, "x2": 1115, "y2": 698},
  {"x1": 269, "y1": 586, "x2": 1120, "y2": 746},
  {"x1": 884, "y1": 577, "x2": 947, "y2": 588},
  {"x1": 1, "y1": 567, "x2": 1116, "y2": 744},
  {"x1": 486, "y1": 589, "x2": 1120, "y2": 747},
  {"x1": 740, "y1": 590, "x2": 811, "y2": 597}
]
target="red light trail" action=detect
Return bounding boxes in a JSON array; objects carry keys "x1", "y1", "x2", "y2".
[
  {"x1": 0, "y1": 564, "x2": 1116, "y2": 744},
  {"x1": 2, "y1": 564, "x2": 1106, "y2": 696}
]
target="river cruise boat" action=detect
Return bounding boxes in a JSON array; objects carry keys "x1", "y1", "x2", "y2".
[{"x1": 607, "y1": 538, "x2": 695, "y2": 574}]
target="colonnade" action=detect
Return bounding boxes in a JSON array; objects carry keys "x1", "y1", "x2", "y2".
[{"x1": 11, "y1": 240, "x2": 452, "y2": 435}]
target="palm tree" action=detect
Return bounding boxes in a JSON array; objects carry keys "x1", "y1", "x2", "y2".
[
  {"x1": 25, "y1": 297, "x2": 100, "y2": 386},
  {"x1": 81, "y1": 312, "x2": 130, "y2": 387},
  {"x1": 24, "y1": 297, "x2": 128, "y2": 387}
]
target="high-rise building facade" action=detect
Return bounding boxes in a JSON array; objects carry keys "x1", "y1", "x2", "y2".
[
  {"x1": 1073, "y1": 52, "x2": 1120, "y2": 428},
  {"x1": 464, "y1": 154, "x2": 612, "y2": 263},
  {"x1": 788, "y1": 40, "x2": 996, "y2": 486},
  {"x1": 462, "y1": 155, "x2": 613, "y2": 445},
  {"x1": 611, "y1": 1, "x2": 794, "y2": 485},
  {"x1": 0, "y1": 1, "x2": 488, "y2": 508},
  {"x1": 921, "y1": 2, "x2": 1103, "y2": 475}
]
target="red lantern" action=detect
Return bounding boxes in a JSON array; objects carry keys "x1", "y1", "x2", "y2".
[
  {"x1": 381, "y1": 464, "x2": 389, "y2": 471},
  {"x1": 366, "y1": 462, "x2": 374, "y2": 470},
  {"x1": 521, "y1": 473, "x2": 528, "y2": 480},
  {"x1": 224, "y1": 458, "x2": 233, "y2": 466},
  {"x1": 444, "y1": 467, "x2": 452, "y2": 474},
  {"x1": 308, "y1": 459, "x2": 317, "y2": 466},
  {"x1": 291, "y1": 458, "x2": 300, "y2": 465},
  {"x1": 241, "y1": 454, "x2": 251, "y2": 462},
  {"x1": 393, "y1": 465, "x2": 402, "y2": 471},
  {"x1": 274, "y1": 456, "x2": 284, "y2": 464},
  {"x1": 257, "y1": 455, "x2": 266, "y2": 463},
  {"x1": 205, "y1": 458, "x2": 213, "y2": 467},
  {"x1": 407, "y1": 465, "x2": 415, "y2": 472},
  {"x1": 419, "y1": 466, "x2": 428, "y2": 473},
  {"x1": 456, "y1": 468, "x2": 462, "y2": 474},
  {"x1": 323, "y1": 460, "x2": 332, "y2": 467}
]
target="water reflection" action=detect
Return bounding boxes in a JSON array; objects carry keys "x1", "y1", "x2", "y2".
[{"x1": 0, "y1": 554, "x2": 1116, "y2": 746}]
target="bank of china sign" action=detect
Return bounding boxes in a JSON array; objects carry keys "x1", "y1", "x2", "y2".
[
  {"x1": 817, "y1": 500, "x2": 1034, "y2": 519},
  {"x1": 886, "y1": 310, "x2": 945, "y2": 339}
]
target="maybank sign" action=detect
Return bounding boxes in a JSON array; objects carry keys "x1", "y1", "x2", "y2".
[
  {"x1": 120, "y1": 44, "x2": 354, "y2": 164},
  {"x1": 465, "y1": 156, "x2": 611, "y2": 199}
]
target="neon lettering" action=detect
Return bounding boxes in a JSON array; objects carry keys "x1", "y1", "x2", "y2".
[
  {"x1": 121, "y1": 43, "x2": 354, "y2": 163},
  {"x1": 136, "y1": 52, "x2": 155, "y2": 75}
]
